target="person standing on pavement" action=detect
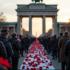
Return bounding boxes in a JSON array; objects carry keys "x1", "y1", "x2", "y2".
[
  {"x1": 58, "y1": 32, "x2": 69, "y2": 70},
  {"x1": 0, "y1": 29, "x2": 14, "y2": 70},
  {"x1": 9, "y1": 33, "x2": 21, "y2": 70},
  {"x1": 64, "y1": 39, "x2": 70, "y2": 70}
]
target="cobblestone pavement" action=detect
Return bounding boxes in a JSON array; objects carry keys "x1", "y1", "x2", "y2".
[{"x1": 48, "y1": 54, "x2": 61, "y2": 70}]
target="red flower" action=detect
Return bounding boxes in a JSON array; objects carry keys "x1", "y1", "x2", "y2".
[
  {"x1": 46, "y1": 66, "x2": 49, "y2": 68},
  {"x1": 49, "y1": 62, "x2": 52, "y2": 66},
  {"x1": 31, "y1": 67, "x2": 36, "y2": 70},
  {"x1": 39, "y1": 67, "x2": 42, "y2": 70}
]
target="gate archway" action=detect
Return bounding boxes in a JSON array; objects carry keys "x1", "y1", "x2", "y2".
[{"x1": 16, "y1": 3, "x2": 58, "y2": 36}]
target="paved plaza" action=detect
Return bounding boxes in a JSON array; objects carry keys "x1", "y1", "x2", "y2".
[{"x1": 18, "y1": 53, "x2": 61, "y2": 70}]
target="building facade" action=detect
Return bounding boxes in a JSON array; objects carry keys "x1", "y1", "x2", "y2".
[
  {"x1": 0, "y1": 22, "x2": 17, "y2": 35},
  {"x1": 58, "y1": 22, "x2": 70, "y2": 35}
]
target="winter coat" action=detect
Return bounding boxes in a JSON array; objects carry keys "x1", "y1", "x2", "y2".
[
  {"x1": 9, "y1": 37, "x2": 21, "y2": 58},
  {"x1": 58, "y1": 36, "x2": 69, "y2": 62},
  {"x1": 64, "y1": 40, "x2": 70, "y2": 64},
  {"x1": 0, "y1": 36, "x2": 14, "y2": 63}
]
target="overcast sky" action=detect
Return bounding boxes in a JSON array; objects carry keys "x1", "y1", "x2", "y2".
[
  {"x1": 0, "y1": 0, "x2": 70, "y2": 22},
  {"x1": 0, "y1": 0, "x2": 70, "y2": 36}
]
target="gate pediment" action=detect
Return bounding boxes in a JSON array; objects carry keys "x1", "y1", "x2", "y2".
[{"x1": 16, "y1": 3, "x2": 58, "y2": 12}]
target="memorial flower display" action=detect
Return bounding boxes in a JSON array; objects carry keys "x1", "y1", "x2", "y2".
[{"x1": 20, "y1": 39, "x2": 55, "y2": 70}]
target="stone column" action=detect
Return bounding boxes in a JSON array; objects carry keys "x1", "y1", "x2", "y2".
[
  {"x1": 42, "y1": 16, "x2": 46, "y2": 34},
  {"x1": 17, "y1": 16, "x2": 22, "y2": 34},
  {"x1": 29, "y1": 16, "x2": 32, "y2": 36},
  {"x1": 52, "y1": 16, "x2": 58, "y2": 36}
]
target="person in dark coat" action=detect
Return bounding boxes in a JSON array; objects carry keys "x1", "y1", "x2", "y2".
[
  {"x1": 50, "y1": 35, "x2": 58, "y2": 59},
  {"x1": 19, "y1": 35, "x2": 25, "y2": 56},
  {"x1": 9, "y1": 33, "x2": 21, "y2": 70},
  {"x1": 57, "y1": 32, "x2": 63, "y2": 62},
  {"x1": 58, "y1": 32, "x2": 69, "y2": 70},
  {"x1": 0, "y1": 29, "x2": 14, "y2": 70},
  {"x1": 64, "y1": 40, "x2": 70, "y2": 70}
]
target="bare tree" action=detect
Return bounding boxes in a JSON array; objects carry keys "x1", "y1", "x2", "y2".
[{"x1": 0, "y1": 12, "x2": 6, "y2": 22}]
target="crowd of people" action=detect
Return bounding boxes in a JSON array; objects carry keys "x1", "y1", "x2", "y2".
[
  {"x1": 0, "y1": 29, "x2": 70, "y2": 70},
  {"x1": 38, "y1": 32, "x2": 70, "y2": 70},
  {"x1": 0, "y1": 29, "x2": 35, "y2": 70}
]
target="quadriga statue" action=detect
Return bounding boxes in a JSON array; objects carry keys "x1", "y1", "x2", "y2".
[{"x1": 32, "y1": 0, "x2": 43, "y2": 3}]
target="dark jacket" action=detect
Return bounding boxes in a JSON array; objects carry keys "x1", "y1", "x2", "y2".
[
  {"x1": 58, "y1": 36, "x2": 69, "y2": 62},
  {"x1": 64, "y1": 40, "x2": 70, "y2": 63},
  {"x1": 0, "y1": 41, "x2": 7, "y2": 59},
  {"x1": 9, "y1": 37, "x2": 20, "y2": 57},
  {"x1": 0, "y1": 36, "x2": 14, "y2": 59}
]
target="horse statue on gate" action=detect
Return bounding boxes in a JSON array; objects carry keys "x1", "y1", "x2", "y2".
[{"x1": 32, "y1": 0, "x2": 43, "y2": 3}]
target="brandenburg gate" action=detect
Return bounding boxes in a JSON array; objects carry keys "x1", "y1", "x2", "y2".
[{"x1": 16, "y1": 3, "x2": 58, "y2": 36}]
